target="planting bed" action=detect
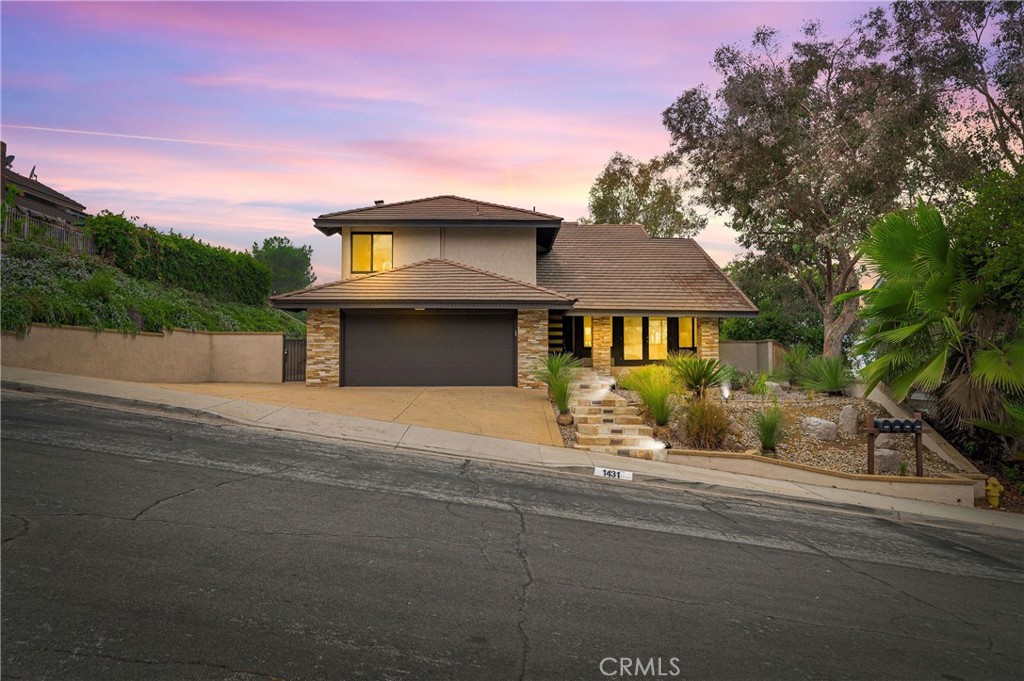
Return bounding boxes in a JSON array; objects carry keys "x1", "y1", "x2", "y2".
[{"x1": 614, "y1": 386, "x2": 963, "y2": 478}]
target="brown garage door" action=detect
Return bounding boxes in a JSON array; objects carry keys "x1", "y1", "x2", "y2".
[{"x1": 342, "y1": 311, "x2": 516, "y2": 386}]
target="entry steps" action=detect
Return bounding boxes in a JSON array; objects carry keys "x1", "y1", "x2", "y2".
[{"x1": 569, "y1": 372, "x2": 667, "y2": 461}]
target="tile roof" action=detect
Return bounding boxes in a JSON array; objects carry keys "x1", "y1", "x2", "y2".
[
  {"x1": 272, "y1": 259, "x2": 575, "y2": 310},
  {"x1": 537, "y1": 224, "x2": 758, "y2": 316},
  {"x1": 2, "y1": 167, "x2": 88, "y2": 222},
  {"x1": 315, "y1": 195, "x2": 561, "y2": 230}
]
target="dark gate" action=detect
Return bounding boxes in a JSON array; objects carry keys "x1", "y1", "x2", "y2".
[{"x1": 283, "y1": 338, "x2": 307, "y2": 382}]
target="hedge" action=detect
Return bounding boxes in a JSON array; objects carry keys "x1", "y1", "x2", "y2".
[{"x1": 86, "y1": 211, "x2": 271, "y2": 305}]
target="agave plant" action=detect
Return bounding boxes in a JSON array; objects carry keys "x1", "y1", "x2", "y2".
[
  {"x1": 665, "y1": 353, "x2": 726, "y2": 400},
  {"x1": 534, "y1": 352, "x2": 583, "y2": 414},
  {"x1": 802, "y1": 356, "x2": 853, "y2": 395},
  {"x1": 839, "y1": 201, "x2": 1024, "y2": 435}
]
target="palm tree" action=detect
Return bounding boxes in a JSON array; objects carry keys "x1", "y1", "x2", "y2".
[{"x1": 840, "y1": 202, "x2": 1023, "y2": 446}]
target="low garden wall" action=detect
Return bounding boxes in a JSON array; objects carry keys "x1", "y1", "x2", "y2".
[
  {"x1": 719, "y1": 340, "x2": 785, "y2": 374},
  {"x1": 1, "y1": 324, "x2": 283, "y2": 383},
  {"x1": 667, "y1": 449, "x2": 977, "y2": 507}
]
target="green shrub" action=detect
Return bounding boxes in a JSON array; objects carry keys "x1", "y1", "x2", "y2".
[
  {"x1": 682, "y1": 398, "x2": 731, "y2": 449},
  {"x1": 751, "y1": 372, "x2": 771, "y2": 398},
  {"x1": 777, "y1": 344, "x2": 811, "y2": 385},
  {"x1": 666, "y1": 353, "x2": 726, "y2": 400},
  {"x1": 803, "y1": 356, "x2": 853, "y2": 395},
  {"x1": 619, "y1": 364, "x2": 677, "y2": 425},
  {"x1": 535, "y1": 352, "x2": 582, "y2": 414},
  {"x1": 0, "y1": 246, "x2": 305, "y2": 338},
  {"x1": 86, "y1": 211, "x2": 271, "y2": 305},
  {"x1": 718, "y1": 363, "x2": 747, "y2": 392},
  {"x1": 754, "y1": 400, "x2": 786, "y2": 453}
]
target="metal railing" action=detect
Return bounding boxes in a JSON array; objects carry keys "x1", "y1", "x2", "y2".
[{"x1": 1, "y1": 203, "x2": 94, "y2": 254}]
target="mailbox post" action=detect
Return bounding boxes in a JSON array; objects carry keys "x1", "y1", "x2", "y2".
[{"x1": 860, "y1": 412, "x2": 925, "y2": 476}]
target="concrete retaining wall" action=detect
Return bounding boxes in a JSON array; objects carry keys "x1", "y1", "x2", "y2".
[
  {"x1": 667, "y1": 449, "x2": 977, "y2": 507},
  {"x1": 719, "y1": 340, "x2": 785, "y2": 374},
  {"x1": 1, "y1": 324, "x2": 283, "y2": 383}
]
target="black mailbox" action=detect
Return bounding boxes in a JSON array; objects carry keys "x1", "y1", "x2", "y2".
[
  {"x1": 913, "y1": 420, "x2": 924, "y2": 433},
  {"x1": 902, "y1": 419, "x2": 914, "y2": 432},
  {"x1": 872, "y1": 417, "x2": 924, "y2": 433},
  {"x1": 875, "y1": 418, "x2": 891, "y2": 432},
  {"x1": 893, "y1": 420, "x2": 904, "y2": 433}
]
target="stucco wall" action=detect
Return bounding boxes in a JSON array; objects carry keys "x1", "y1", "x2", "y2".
[
  {"x1": 339, "y1": 225, "x2": 536, "y2": 283},
  {"x1": 1, "y1": 324, "x2": 283, "y2": 383},
  {"x1": 442, "y1": 227, "x2": 536, "y2": 283},
  {"x1": 720, "y1": 340, "x2": 785, "y2": 374}
]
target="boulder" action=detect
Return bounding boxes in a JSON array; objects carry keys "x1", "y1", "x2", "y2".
[
  {"x1": 838, "y1": 405, "x2": 860, "y2": 434},
  {"x1": 765, "y1": 381, "x2": 786, "y2": 397},
  {"x1": 803, "y1": 416, "x2": 838, "y2": 441},
  {"x1": 875, "y1": 433, "x2": 895, "y2": 448},
  {"x1": 874, "y1": 448, "x2": 900, "y2": 474}
]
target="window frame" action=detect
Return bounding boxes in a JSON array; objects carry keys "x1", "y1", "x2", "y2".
[
  {"x1": 583, "y1": 316, "x2": 593, "y2": 348},
  {"x1": 678, "y1": 317, "x2": 696, "y2": 351},
  {"x1": 350, "y1": 231, "x2": 393, "y2": 274}
]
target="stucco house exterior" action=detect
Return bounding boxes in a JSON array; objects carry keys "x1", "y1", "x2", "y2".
[{"x1": 271, "y1": 195, "x2": 757, "y2": 387}]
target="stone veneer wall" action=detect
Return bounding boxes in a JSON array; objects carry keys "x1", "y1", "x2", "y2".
[
  {"x1": 591, "y1": 316, "x2": 613, "y2": 374},
  {"x1": 696, "y1": 317, "x2": 720, "y2": 360},
  {"x1": 517, "y1": 309, "x2": 548, "y2": 388},
  {"x1": 306, "y1": 308, "x2": 340, "y2": 386}
]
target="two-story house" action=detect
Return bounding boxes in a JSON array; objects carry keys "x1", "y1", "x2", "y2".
[{"x1": 271, "y1": 195, "x2": 757, "y2": 387}]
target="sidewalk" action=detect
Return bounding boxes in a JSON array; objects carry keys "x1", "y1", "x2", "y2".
[{"x1": 3, "y1": 366, "x2": 1022, "y2": 536}]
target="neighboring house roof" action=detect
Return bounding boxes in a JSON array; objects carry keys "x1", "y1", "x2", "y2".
[
  {"x1": 537, "y1": 223, "x2": 758, "y2": 317},
  {"x1": 272, "y1": 258, "x2": 576, "y2": 310},
  {"x1": 2, "y1": 166, "x2": 88, "y2": 224},
  {"x1": 313, "y1": 195, "x2": 563, "y2": 251}
]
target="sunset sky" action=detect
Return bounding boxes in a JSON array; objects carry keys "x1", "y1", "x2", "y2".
[{"x1": 2, "y1": 1, "x2": 873, "y2": 283}]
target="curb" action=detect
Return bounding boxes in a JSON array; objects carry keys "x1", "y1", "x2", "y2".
[{"x1": 4, "y1": 379, "x2": 1021, "y2": 539}]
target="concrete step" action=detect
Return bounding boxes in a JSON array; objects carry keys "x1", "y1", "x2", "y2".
[
  {"x1": 576, "y1": 423, "x2": 653, "y2": 437},
  {"x1": 577, "y1": 433, "x2": 654, "y2": 447},
  {"x1": 571, "y1": 381, "x2": 615, "y2": 391},
  {"x1": 588, "y1": 445, "x2": 668, "y2": 462},
  {"x1": 571, "y1": 395, "x2": 627, "y2": 408},
  {"x1": 574, "y1": 414, "x2": 645, "y2": 425},
  {"x1": 570, "y1": 405, "x2": 640, "y2": 417}
]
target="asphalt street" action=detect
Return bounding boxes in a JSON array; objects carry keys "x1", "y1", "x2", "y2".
[{"x1": 2, "y1": 391, "x2": 1022, "y2": 680}]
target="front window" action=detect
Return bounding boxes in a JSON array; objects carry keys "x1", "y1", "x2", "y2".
[
  {"x1": 351, "y1": 233, "x2": 393, "y2": 273},
  {"x1": 583, "y1": 316, "x2": 592, "y2": 348},
  {"x1": 623, "y1": 317, "x2": 643, "y2": 360},
  {"x1": 649, "y1": 317, "x2": 668, "y2": 360},
  {"x1": 679, "y1": 317, "x2": 695, "y2": 349}
]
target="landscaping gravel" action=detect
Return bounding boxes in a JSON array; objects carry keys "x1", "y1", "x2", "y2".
[{"x1": 612, "y1": 386, "x2": 963, "y2": 478}]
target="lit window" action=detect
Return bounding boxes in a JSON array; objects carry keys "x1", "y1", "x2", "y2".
[
  {"x1": 679, "y1": 317, "x2": 695, "y2": 349},
  {"x1": 583, "y1": 316, "x2": 592, "y2": 348},
  {"x1": 351, "y1": 233, "x2": 392, "y2": 273},
  {"x1": 649, "y1": 317, "x2": 668, "y2": 360},
  {"x1": 624, "y1": 317, "x2": 643, "y2": 360}
]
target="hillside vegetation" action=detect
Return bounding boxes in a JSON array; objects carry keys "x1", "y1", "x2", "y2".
[{"x1": 1, "y1": 240, "x2": 305, "y2": 338}]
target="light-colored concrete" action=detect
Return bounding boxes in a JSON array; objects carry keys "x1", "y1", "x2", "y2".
[
  {"x1": 151, "y1": 381, "x2": 563, "y2": 447},
  {"x1": 3, "y1": 366, "x2": 1021, "y2": 535},
  {"x1": 2, "y1": 324, "x2": 283, "y2": 383}
]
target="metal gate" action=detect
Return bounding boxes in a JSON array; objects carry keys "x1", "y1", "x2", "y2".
[{"x1": 283, "y1": 338, "x2": 307, "y2": 382}]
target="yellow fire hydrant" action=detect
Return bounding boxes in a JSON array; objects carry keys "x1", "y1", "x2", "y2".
[{"x1": 985, "y1": 477, "x2": 1004, "y2": 509}]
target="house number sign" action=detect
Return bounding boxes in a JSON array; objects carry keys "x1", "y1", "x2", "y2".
[{"x1": 594, "y1": 467, "x2": 633, "y2": 481}]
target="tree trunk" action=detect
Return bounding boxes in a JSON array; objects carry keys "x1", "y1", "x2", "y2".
[{"x1": 821, "y1": 297, "x2": 860, "y2": 357}]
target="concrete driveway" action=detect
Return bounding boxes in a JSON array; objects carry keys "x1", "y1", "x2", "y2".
[{"x1": 153, "y1": 382, "x2": 563, "y2": 447}]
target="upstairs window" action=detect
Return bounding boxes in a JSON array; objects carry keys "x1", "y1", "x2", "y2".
[{"x1": 351, "y1": 233, "x2": 393, "y2": 273}]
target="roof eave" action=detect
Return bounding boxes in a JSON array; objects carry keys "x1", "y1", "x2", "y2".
[
  {"x1": 563, "y1": 308, "x2": 758, "y2": 318},
  {"x1": 271, "y1": 300, "x2": 574, "y2": 311},
  {"x1": 314, "y1": 217, "x2": 562, "y2": 236}
]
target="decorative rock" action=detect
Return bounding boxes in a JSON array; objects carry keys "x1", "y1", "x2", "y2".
[
  {"x1": 803, "y1": 416, "x2": 838, "y2": 441},
  {"x1": 765, "y1": 381, "x2": 786, "y2": 396},
  {"x1": 838, "y1": 405, "x2": 860, "y2": 434},
  {"x1": 874, "y1": 448, "x2": 900, "y2": 474},
  {"x1": 875, "y1": 433, "x2": 895, "y2": 448}
]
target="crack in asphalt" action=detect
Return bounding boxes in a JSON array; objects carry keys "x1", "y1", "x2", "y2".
[
  {"x1": 2, "y1": 514, "x2": 31, "y2": 545},
  {"x1": 510, "y1": 504, "x2": 533, "y2": 681}
]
